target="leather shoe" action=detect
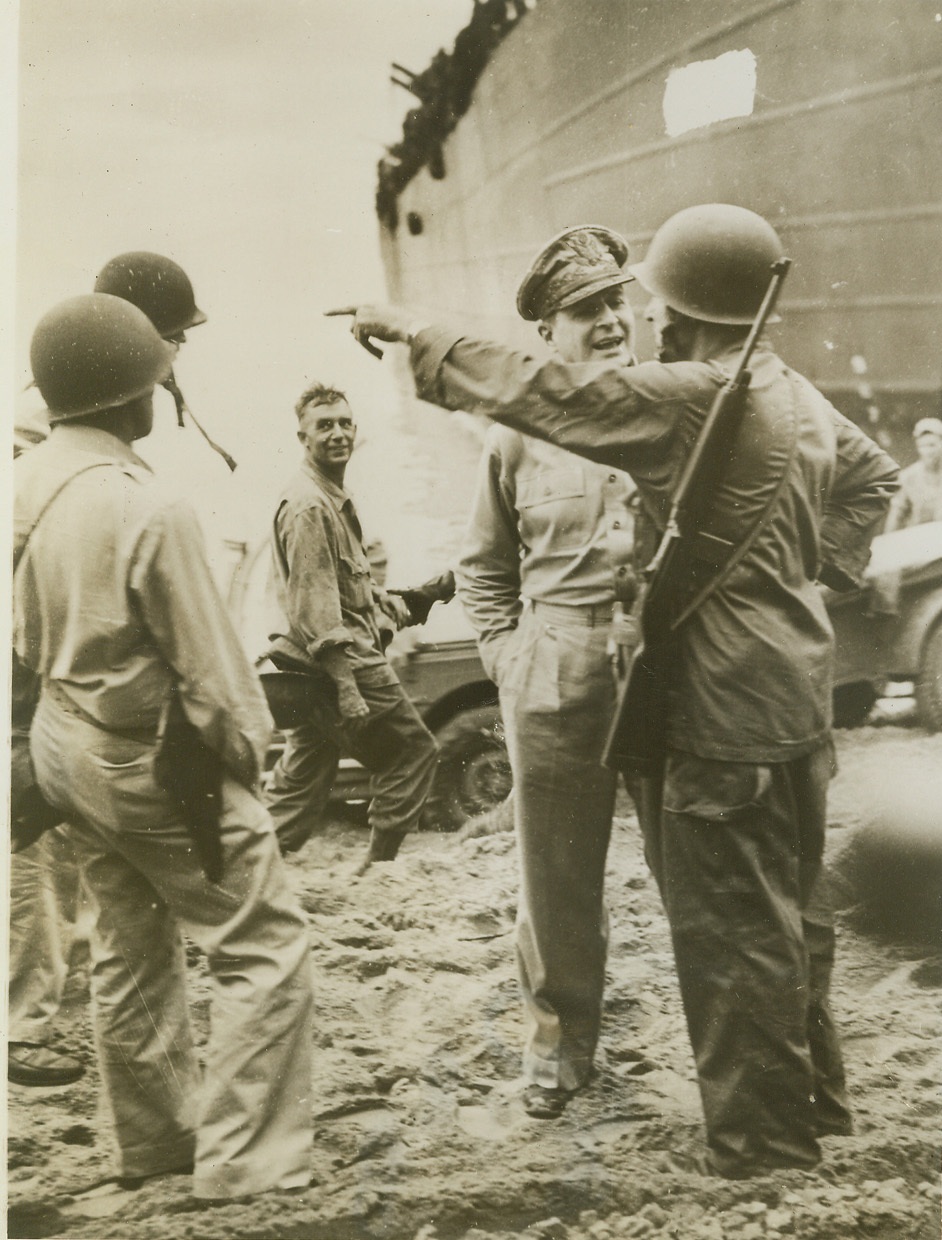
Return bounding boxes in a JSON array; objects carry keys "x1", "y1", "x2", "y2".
[
  {"x1": 117, "y1": 1163, "x2": 195, "y2": 1191},
  {"x1": 667, "y1": 1148, "x2": 820, "y2": 1179},
  {"x1": 8, "y1": 1042, "x2": 85, "y2": 1087},
  {"x1": 522, "y1": 1084, "x2": 574, "y2": 1119},
  {"x1": 355, "y1": 828, "x2": 408, "y2": 875}
]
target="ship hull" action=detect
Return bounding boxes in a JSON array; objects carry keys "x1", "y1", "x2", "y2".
[{"x1": 380, "y1": 0, "x2": 942, "y2": 461}]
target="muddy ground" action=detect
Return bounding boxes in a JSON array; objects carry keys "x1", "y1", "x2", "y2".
[{"x1": 6, "y1": 724, "x2": 942, "y2": 1240}]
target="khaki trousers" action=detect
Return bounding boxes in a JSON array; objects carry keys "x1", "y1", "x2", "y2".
[
  {"x1": 8, "y1": 826, "x2": 90, "y2": 1043},
  {"x1": 499, "y1": 603, "x2": 619, "y2": 1091},
  {"x1": 30, "y1": 692, "x2": 315, "y2": 1199},
  {"x1": 266, "y1": 676, "x2": 438, "y2": 854}
]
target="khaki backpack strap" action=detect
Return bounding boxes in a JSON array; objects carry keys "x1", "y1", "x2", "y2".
[{"x1": 14, "y1": 461, "x2": 114, "y2": 572}]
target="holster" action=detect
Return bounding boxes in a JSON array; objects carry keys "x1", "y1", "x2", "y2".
[
  {"x1": 153, "y1": 692, "x2": 225, "y2": 883},
  {"x1": 603, "y1": 637, "x2": 673, "y2": 777}
]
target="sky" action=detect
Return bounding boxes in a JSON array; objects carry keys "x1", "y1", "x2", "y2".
[{"x1": 8, "y1": 0, "x2": 477, "y2": 554}]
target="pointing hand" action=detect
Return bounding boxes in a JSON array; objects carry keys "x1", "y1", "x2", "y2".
[{"x1": 325, "y1": 303, "x2": 420, "y2": 360}]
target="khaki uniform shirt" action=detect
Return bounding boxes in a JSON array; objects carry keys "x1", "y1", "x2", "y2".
[
  {"x1": 267, "y1": 461, "x2": 396, "y2": 686},
  {"x1": 13, "y1": 425, "x2": 271, "y2": 789},
  {"x1": 411, "y1": 328, "x2": 899, "y2": 762},
  {"x1": 457, "y1": 424, "x2": 635, "y2": 679}
]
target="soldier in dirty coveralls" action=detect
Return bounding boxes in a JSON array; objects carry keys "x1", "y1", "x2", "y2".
[{"x1": 264, "y1": 383, "x2": 439, "y2": 871}]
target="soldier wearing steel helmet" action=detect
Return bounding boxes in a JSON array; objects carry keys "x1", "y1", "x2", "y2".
[
  {"x1": 330, "y1": 203, "x2": 900, "y2": 1177},
  {"x1": 14, "y1": 250, "x2": 209, "y2": 448},
  {"x1": 94, "y1": 250, "x2": 239, "y2": 464},
  {"x1": 455, "y1": 225, "x2": 640, "y2": 1119},
  {"x1": 9, "y1": 252, "x2": 216, "y2": 1094},
  {"x1": 13, "y1": 293, "x2": 314, "y2": 1200},
  {"x1": 94, "y1": 249, "x2": 207, "y2": 342}
]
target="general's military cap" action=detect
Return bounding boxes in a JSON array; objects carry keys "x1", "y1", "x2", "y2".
[{"x1": 516, "y1": 225, "x2": 633, "y2": 322}]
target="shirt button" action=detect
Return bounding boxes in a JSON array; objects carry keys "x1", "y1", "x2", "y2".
[
  {"x1": 608, "y1": 474, "x2": 617, "y2": 482},
  {"x1": 613, "y1": 521, "x2": 621, "y2": 529}
]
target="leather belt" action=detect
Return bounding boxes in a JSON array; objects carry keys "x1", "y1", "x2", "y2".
[
  {"x1": 44, "y1": 679, "x2": 161, "y2": 741},
  {"x1": 529, "y1": 600, "x2": 615, "y2": 628}
]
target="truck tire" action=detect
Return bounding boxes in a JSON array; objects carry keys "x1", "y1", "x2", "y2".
[
  {"x1": 916, "y1": 622, "x2": 942, "y2": 732},
  {"x1": 423, "y1": 703, "x2": 512, "y2": 832},
  {"x1": 832, "y1": 681, "x2": 878, "y2": 729}
]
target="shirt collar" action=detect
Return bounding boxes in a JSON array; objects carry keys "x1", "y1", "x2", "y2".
[
  {"x1": 302, "y1": 459, "x2": 354, "y2": 512},
  {"x1": 711, "y1": 335, "x2": 773, "y2": 366},
  {"x1": 48, "y1": 423, "x2": 153, "y2": 472}
]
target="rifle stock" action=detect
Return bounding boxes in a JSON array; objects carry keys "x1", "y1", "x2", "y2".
[{"x1": 603, "y1": 258, "x2": 791, "y2": 776}]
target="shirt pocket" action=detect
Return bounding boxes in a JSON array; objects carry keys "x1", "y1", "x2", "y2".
[
  {"x1": 337, "y1": 554, "x2": 373, "y2": 612},
  {"x1": 516, "y1": 467, "x2": 589, "y2": 550}
]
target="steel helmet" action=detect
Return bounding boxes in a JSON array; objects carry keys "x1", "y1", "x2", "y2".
[
  {"x1": 30, "y1": 293, "x2": 175, "y2": 419},
  {"x1": 93, "y1": 251, "x2": 207, "y2": 339},
  {"x1": 629, "y1": 204, "x2": 785, "y2": 324}
]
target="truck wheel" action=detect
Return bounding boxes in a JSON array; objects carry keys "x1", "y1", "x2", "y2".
[
  {"x1": 916, "y1": 623, "x2": 942, "y2": 732},
  {"x1": 832, "y1": 681, "x2": 878, "y2": 729},
  {"x1": 423, "y1": 703, "x2": 512, "y2": 832}
]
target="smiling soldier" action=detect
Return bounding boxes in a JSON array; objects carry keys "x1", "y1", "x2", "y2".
[
  {"x1": 455, "y1": 226, "x2": 641, "y2": 1118},
  {"x1": 264, "y1": 384, "x2": 439, "y2": 870}
]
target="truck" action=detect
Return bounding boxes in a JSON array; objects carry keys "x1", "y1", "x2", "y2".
[{"x1": 226, "y1": 518, "x2": 942, "y2": 835}]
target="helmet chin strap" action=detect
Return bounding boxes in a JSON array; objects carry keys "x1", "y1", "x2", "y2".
[{"x1": 162, "y1": 371, "x2": 237, "y2": 472}]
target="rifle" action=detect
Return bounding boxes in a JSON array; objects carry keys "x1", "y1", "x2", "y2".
[{"x1": 603, "y1": 258, "x2": 791, "y2": 777}]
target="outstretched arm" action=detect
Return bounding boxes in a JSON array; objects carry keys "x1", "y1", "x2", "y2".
[
  {"x1": 325, "y1": 303, "x2": 691, "y2": 484},
  {"x1": 325, "y1": 303, "x2": 425, "y2": 358}
]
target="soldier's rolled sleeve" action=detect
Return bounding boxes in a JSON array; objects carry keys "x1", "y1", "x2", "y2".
[{"x1": 819, "y1": 412, "x2": 900, "y2": 589}]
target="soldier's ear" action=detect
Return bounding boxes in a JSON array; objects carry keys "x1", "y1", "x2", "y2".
[{"x1": 538, "y1": 320, "x2": 553, "y2": 346}]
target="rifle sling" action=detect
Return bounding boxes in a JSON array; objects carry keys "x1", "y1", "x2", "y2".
[{"x1": 669, "y1": 367, "x2": 800, "y2": 633}]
